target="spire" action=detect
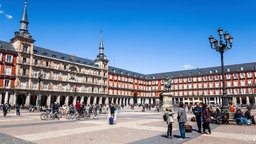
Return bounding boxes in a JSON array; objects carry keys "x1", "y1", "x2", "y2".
[
  {"x1": 20, "y1": 1, "x2": 29, "y2": 32},
  {"x1": 95, "y1": 31, "x2": 108, "y2": 62}
]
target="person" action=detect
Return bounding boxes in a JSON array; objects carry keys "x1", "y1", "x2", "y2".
[
  {"x1": 164, "y1": 107, "x2": 174, "y2": 139},
  {"x1": 192, "y1": 102, "x2": 202, "y2": 133},
  {"x1": 229, "y1": 103, "x2": 236, "y2": 113},
  {"x1": 177, "y1": 102, "x2": 187, "y2": 139},
  {"x1": 75, "y1": 101, "x2": 81, "y2": 113},
  {"x1": 202, "y1": 103, "x2": 211, "y2": 135},
  {"x1": 110, "y1": 103, "x2": 117, "y2": 123},
  {"x1": 15, "y1": 104, "x2": 21, "y2": 116},
  {"x1": 244, "y1": 108, "x2": 255, "y2": 124},
  {"x1": 222, "y1": 109, "x2": 229, "y2": 124},
  {"x1": 2, "y1": 103, "x2": 8, "y2": 118},
  {"x1": 234, "y1": 108, "x2": 250, "y2": 125}
]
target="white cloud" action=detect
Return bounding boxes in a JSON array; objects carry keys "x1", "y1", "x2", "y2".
[
  {"x1": 0, "y1": 10, "x2": 3, "y2": 14},
  {"x1": 0, "y1": 4, "x2": 2, "y2": 8},
  {"x1": 5, "y1": 14, "x2": 13, "y2": 19},
  {"x1": 184, "y1": 64, "x2": 193, "y2": 69}
]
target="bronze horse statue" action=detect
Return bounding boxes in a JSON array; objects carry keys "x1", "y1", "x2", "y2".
[{"x1": 164, "y1": 77, "x2": 172, "y2": 92}]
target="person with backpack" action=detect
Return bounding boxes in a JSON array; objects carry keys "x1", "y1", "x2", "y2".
[
  {"x1": 164, "y1": 107, "x2": 174, "y2": 139},
  {"x1": 202, "y1": 103, "x2": 211, "y2": 134}
]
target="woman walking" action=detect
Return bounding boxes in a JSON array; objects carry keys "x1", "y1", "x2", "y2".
[
  {"x1": 164, "y1": 107, "x2": 174, "y2": 139},
  {"x1": 202, "y1": 103, "x2": 211, "y2": 134}
]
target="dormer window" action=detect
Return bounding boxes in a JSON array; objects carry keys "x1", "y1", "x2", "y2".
[
  {"x1": 60, "y1": 56, "x2": 65, "y2": 60},
  {"x1": 22, "y1": 45, "x2": 29, "y2": 53},
  {"x1": 42, "y1": 53, "x2": 47, "y2": 56},
  {"x1": 210, "y1": 70, "x2": 213, "y2": 74},
  {"x1": 52, "y1": 55, "x2": 56, "y2": 58},
  {"x1": 227, "y1": 68, "x2": 230, "y2": 72},
  {"x1": 240, "y1": 66, "x2": 244, "y2": 71},
  {"x1": 33, "y1": 50, "x2": 38, "y2": 54}
]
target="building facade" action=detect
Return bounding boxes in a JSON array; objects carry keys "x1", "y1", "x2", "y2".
[{"x1": 1, "y1": 3, "x2": 256, "y2": 107}]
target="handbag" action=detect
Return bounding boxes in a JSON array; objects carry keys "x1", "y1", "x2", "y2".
[
  {"x1": 206, "y1": 117, "x2": 212, "y2": 123},
  {"x1": 163, "y1": 114, "x2": 167, "y2": 121},
  {"x1": 184, "y1": 123, "x2": 192, "y2": 132}
]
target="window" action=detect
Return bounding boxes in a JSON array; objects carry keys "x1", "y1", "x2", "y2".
[
  {"x1": 233, "y1": 73, "x2": 238, "y2": 79},
  {"x1": 240, "y1": 73, "x2": 245, "y2": 78},
  {"x1": 240, "y1": 67, "x2": 244, "y2": 71},
  {"x1": 5, "y1": 66, "x2": 12, "y2": 75},
  {"x1": 22, "y1": 57, "x2": 27, "y2": 64},
  {"x1": 227, "y1": 68, "x2": 230, "y2": 72},
  {"x1": 34, "y1": 59, "x2": 38, "y2": 65},
  {"x1": 247, "y1": 72, "x2": 252, "y2": 78},
  {"x1": 6, "y1": 54, "x2": 13, "y2": 63},
  {"x1": 22, "y1": 69, "x2": 27, "y2": 76},
  {"x1": 226, "y1": 74, "x2": 231, "y2": 79},
  {"x1": 4, "y1": 79, "x2": 10, "y2": 88},
  {"x1": 22, "y1": 45, "x2": 28, "y2": 53},
  {"x1": 45, "y1": 61, "x2": 49, "y2": 67}
]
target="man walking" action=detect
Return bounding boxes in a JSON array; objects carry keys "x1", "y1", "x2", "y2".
[
  {"x1": 177, "y1": 102, "x2": 187, "y2": 139},
  {"x1": 193, "y1": 102, "x2": 202, "y2": 133}
]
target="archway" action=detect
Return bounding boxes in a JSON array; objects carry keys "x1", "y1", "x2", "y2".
[
  {"x1": 17, "y1": 94, "x2": 26, "y2": 106},
  {"x1": 102, "y1": 97, "x2": 106, "y2": 105},
  {"x1": 41, "y1": 95, "x2": 47, "y2": 106},
  {"x1": 77, "y1": 96, "x2": 81, "y2": 102},
  {"x1": 30, "y1": 94, "x2": 37, "y2": 106},
  {"x1": 68, "y1": 96, "x2": 74, "y2": 106},
  {"x1": 90, "y1": 96, "x2": 94, "y2": 104},
  {"x1": 51, "y1": 95, "x2": 57, "y2": 104},
  {"x1": 60, "y1": 96, "x2": 65, "y2": 106}
]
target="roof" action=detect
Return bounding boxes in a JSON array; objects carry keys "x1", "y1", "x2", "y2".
[
  {"x1": 109, "y1": 62, "x2": 256, "y2": 80},
  {"x1": 0, "y1": 40, "x2": 18, "y2": 53},
  {"x1": 33, "y1": 46, "x2": 97, "y2": 67}
]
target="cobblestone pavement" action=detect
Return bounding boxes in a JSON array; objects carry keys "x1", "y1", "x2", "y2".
[{"x1": 0, "y1": 108, "x2": 255, "y2": 144}]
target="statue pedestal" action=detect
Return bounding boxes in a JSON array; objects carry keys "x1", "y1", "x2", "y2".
[{"x1": 161, "y1": 92, "x2": 173, "y2": 111}]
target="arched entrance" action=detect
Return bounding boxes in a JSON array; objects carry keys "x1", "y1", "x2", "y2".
[
  {"x1": 68, "y1": 96, "x2": 73, "y2": 106},
  {"x1": 17, "y1": 94, "x2": 26, "y2": 106},
  {"x1": 77, "y1": 96, "x2": 81, "y2": 102},
  {"x1": 60, "y1": 96, "x2": 65, "y2": 106},
  {"x1": 51, "y1": 95, "x2": 57, "y2": 104},
  {"x1": 102, "y1": 97, "x2": 106, "y2": 105},
  {"x1": 30, "y1": 95, "x2": 37, "y2": 106},
  {"x1": 41, "y1": 95, "x2": 47, "y2": 106},
  {"x1": 90, "y1": 96, "x2": 94, "y2": 104}
]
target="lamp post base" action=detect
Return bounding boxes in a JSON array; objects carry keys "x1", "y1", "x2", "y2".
[{"x1": 221, "y1": 95, "x2": 230, "y2": 113}]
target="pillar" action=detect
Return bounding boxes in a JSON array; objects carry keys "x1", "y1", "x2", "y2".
[
  {"x1": 246, "y1": 96, "x2": 250, "y2": 105},
  {"x1": 65, "y1": 95, "x2": 69, "y2": 106},
  {"x1": 93, "y1": 97, "x2": 97, "y2": 105},
  {"x1": 73, "y1": 96, "x2": 77, "y2": 106},
  {"x1": 25, "y1": 93, "x2": 31, "y2": 106},
  {"x1": 56, "y1": 95, "x2": 61, "y2": 104},
  {"x1": 239, "y1": 97, "x2": 242, "y2": 105},
  {"x1": 9, "y1": 92, "x2": 14, "y2": 106},
  {"x1": 13, "y1": 92, "x2": 17, "y2": 106},
  {"x1": 126, "y1": 98, "x2": 129, "y2": 106},
  {"x1": 111, "y1": 97, "x2": 114, "y2": 104},
  {"x1": 119, "y1": 98, "x2": 122, "y2": 105},
  {"x1": 4, "y1": 92, "x2": 9, "y2": 104},
  {"x1": 0, "y1": 93, "x2": 2, "y2": 105},
  {"x1": 46, "y1": 95, "x2": 51, "y2": 107},
  {"x1": 80, "y1": 96, "x2": 84, "y2": 105},
  {"x1": 87, "y1": 96, "x2": 91, "y2": 106},
  {"x1": 99, "y1": 96, "x2": 102, "y2": 105},
  {"x1": 105, "y1": 97, "x2": 109, "y2": 105}
]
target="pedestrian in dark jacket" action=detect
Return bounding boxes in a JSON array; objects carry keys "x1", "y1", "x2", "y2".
[
  {"x1": 15, "y1": 104, "x2": 20, "y2": 116},
  {"x1": 193, "y1": 102, "x2": 202, "y2": 133},
  {"x1": 2, "y1": 103, "x2": 8, "y2": 118}
]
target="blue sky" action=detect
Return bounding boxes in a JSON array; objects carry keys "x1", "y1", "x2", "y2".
[{"x1": 1, "y1": 0, "x2": 256, "y2": 74}]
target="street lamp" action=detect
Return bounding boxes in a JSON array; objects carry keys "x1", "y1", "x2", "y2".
[
  {"x1": 208, "y1": 27, "x2": 233, "y2": 112},
  {"x1": 37, "y1": 71, "x2": 43, "y2": 109}
]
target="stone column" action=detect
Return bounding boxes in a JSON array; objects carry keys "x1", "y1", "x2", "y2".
[
  {"x1": 239, "y1": 97, "x2": 242, "y2": 105},
  {"x1": 73, "y1": 96, "x2": 77, "y2": 106},
  {"x1": 0, "y1": 93, "x2": 2, "y2": 105},
  {"x1": 119, "y1": 98, "x2": 122, "y2": 105},
  {"x1": 93, "y1": 97, "x2": 97, "y2": 105},
  {"x1": 246, "y1": 96, "x2": 250, "y2": 105},
  {"x1": 99, "y1": 96, "x2": 103, "y2": 105},
  {"x1": 87, "y1": 96, "x2": 91, "y2": 105},
  {"x1": 105, "y1": 97, "x2": 109, "y2": 105},
  {"x1": 111, "y1": 97, "x2": 114, "y2": 104},
  {"x1": 80, "y1": 96, "x2": 84, "y2": 105},
  {"x1": 4, "y1": 92, "x2": 9, "y2": 104},
  {"x1": 13, "y1": 93, "x2": 17, "y2": 105},
  {"x1": 65, "y1": 95, "x2": 69, "y2": 106},
  {"x1": 9, "y1": 92, "x2": 14, "y2": 106},
  {"x1": 46, "y1": 95, "x2": 51, "y2": 107},
  {"x1": 126, "y1": 98, "x2": 129, "y2": 106},
  {"x1": 25, "y1": 93, "x2": 31, "y2": 106},
  {"x1": 56, "y1": 95, "x2": 61, "y2": 104},
  {"x1": 217, "y1": 97, "x2": 219, "y2": 104},
  {"x1": 116, "y1": 98, "x2": 119, "y2": 105}
]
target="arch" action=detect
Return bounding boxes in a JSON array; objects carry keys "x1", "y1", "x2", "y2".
[
  {"x1": 41, "y1": 95, "x2": 47, "y2": 106},
  {"x1": 30, "y1": 94, "x2": 37, "y2": 106},
  {"x1": 51, "y1": 95, "x2": 57, "y2": 104},
  {"x1": 77, "y1": 96, "x2": 81, "y2": 102},
  {"x1": 69, "y1": 96, "x2": 74, "y2": 106},
  {"x1": 60, "y1": 95, "x2": 65, "y2": 106},
  {"x1": 96, "y1": 97, "x2": 100, "y2": 104},
  {"x1": 84, "y1": 96, "x2": 88, "y2": 106},
  {"x1": 90, "y1": 96, "x2": 94, "y2": 105},
  {"x1": 17, "y1": 94, "x2": 26, "y2": 106},
  {"x1": 102, "y1": 97, "x2": 106, "y2": 105}
]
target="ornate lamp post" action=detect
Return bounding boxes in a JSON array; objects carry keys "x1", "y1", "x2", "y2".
[
  {"x1": 37, "y1": 71, "x2": 43, "y2": 109},
  {"x1": 208, "y1": 27, "x2": 233, "y2": 111}
]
